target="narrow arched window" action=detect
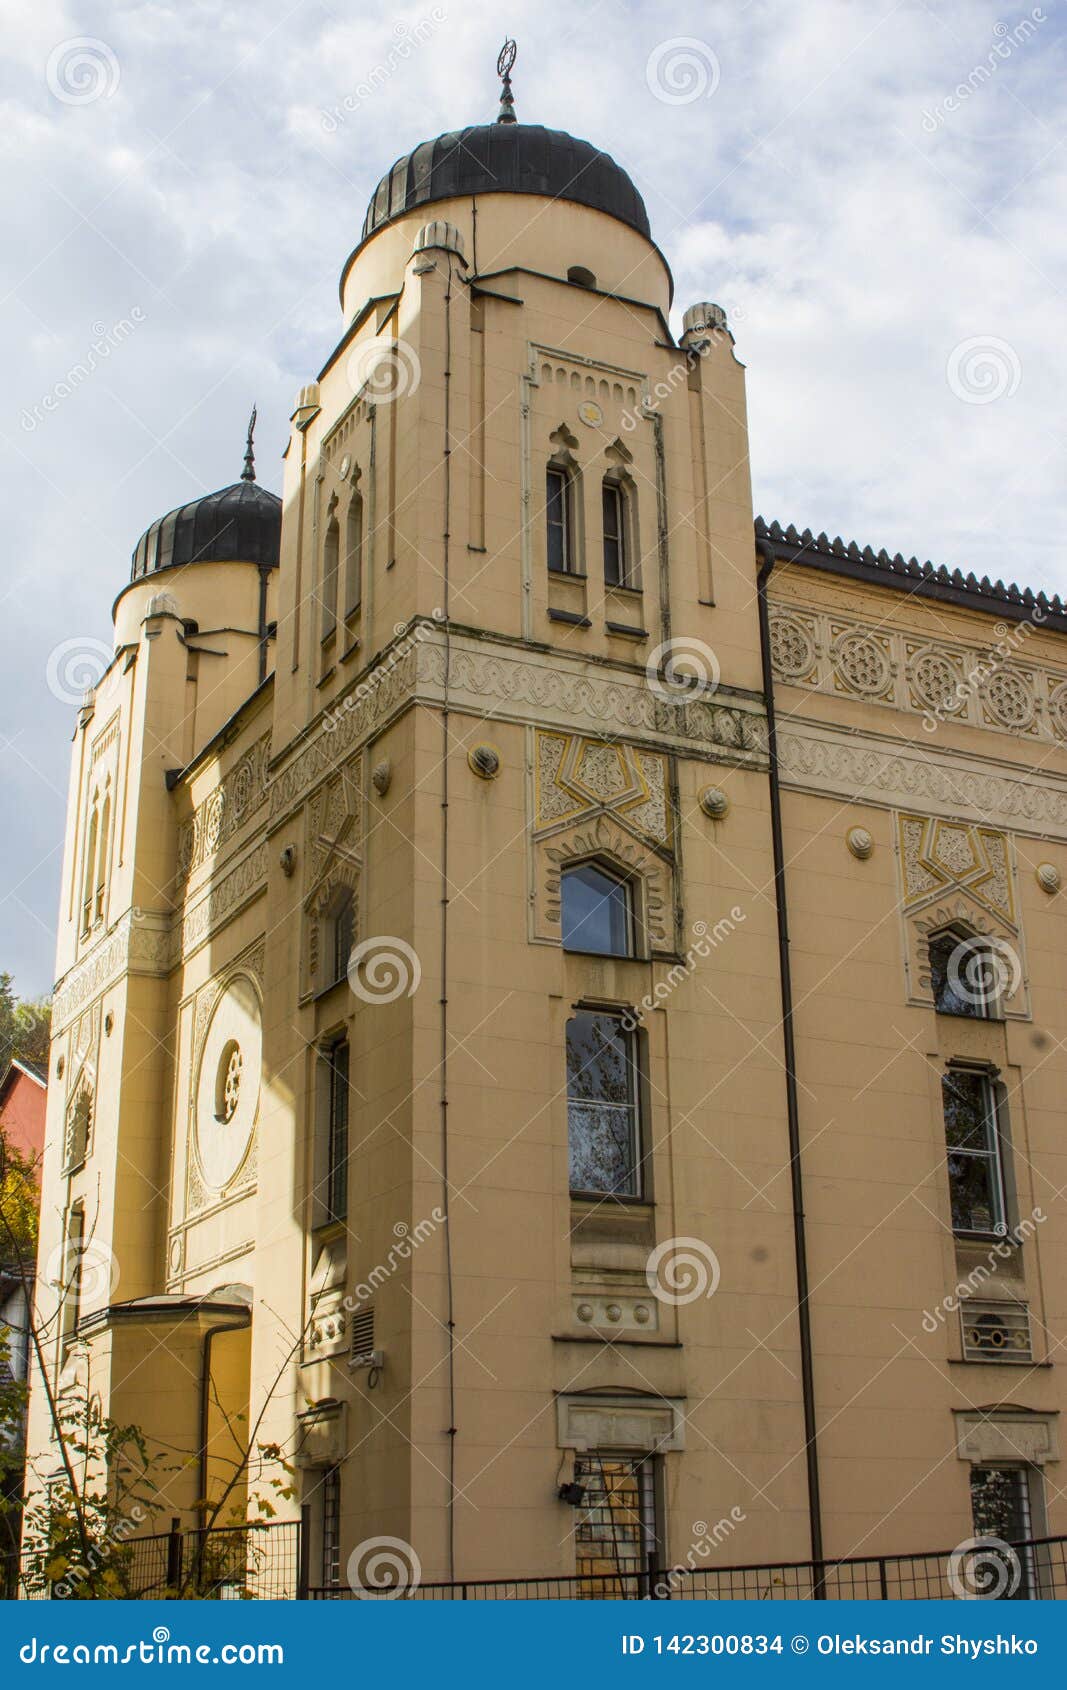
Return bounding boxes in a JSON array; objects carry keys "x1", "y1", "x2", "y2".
[
  {"x1": 561, "y1": 862, "x2": 633, "y2": 956},
  {"x1": 344, "y1": 496, "x2": 363, "y2": 619},
  {"x1": 321, "y1": 515, "x2": 340, "y2": 641},
  {"x1": 546, "y1": 466, "x2": 574, "y2": 574},
  {"x1": 602, "y1": 480, "x2": 627, "y2": 586},
  {"x1": 94, "y1": 790, "x2": 111, "y2": 921},
  {"x1": 81, "y1": 800, "x2": 99, "y2": 933},
  {"x1": 331, "y1": 889, "x2": 355, "y2": 986}
]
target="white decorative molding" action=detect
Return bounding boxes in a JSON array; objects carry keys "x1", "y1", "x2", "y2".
[
  {"x1": 769, "y1": 598, "x2": 1067, "y2": 744},
  {"x1": 556, "y1": 1394, "x2": 686, "y2": 1453},
  {"x1": 955, "y1": 1411, "x2": 1059, "y2": 1466},
  {"x1": 776, "y1": 721, "x2": 1067, "y2": 837}
]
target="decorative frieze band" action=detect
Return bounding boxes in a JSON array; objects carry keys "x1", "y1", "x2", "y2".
[
  {"x1": 777, "y1": 721, "x2": 1067, "y2": 835},
  {"x1": 768, "y1": 600, "x2": 1067, "y2": 745}
]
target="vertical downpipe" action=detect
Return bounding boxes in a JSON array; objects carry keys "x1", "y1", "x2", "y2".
[
  {"x1": 756, "y1": 541, "x2": 825, "y2": 1587},
  {"x1": 439, "y1": 253, "x2": 457, "y2": 1579}
]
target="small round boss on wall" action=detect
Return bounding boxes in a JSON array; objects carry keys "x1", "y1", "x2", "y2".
[
  {"x1": 847, "y1": 826, "x2": 875, "y2": 861},
  {"x1": 194, "y1": 975, "x2": 262, "y2": 1192},
  {"x1": 699, "y1": 786, "x2": 729, "y2": 820},
  {"x1": 468, "y1": 744, "x2": 501, "y2": 780}
]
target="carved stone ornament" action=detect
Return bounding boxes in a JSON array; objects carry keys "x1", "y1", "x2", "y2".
[
  {"x1": 371, "y1": 759, "x2": 392, "y2": 796},
  {"x1": 1036, "y1": 862, "x2": 1061, "y2": 894},
  {"x1": 846, "y1": 826, "x2": 874, "y2": 860},
  {"x1": 468, "y1": 745, "x2": 501, "y2": 780}
]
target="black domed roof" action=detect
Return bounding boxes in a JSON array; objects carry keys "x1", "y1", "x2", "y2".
[
  {"x1": 362, "y1": 122, "x2": 651, "y2": 243},
  {"x1": 131, "y1": 447, "x2": 281, "y2": 584}
]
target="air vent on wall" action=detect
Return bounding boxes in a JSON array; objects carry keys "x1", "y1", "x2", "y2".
[
  {"x1": 960, "y1": 1299, "x2": 1033, "y2": 1363},
  {"x1": 349, "y1": 1306, "x2": 376, "y2": 1368}
]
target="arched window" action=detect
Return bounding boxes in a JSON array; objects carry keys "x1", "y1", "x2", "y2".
[
  {"x1": 94, "y1": 788, "x2": 111, "y2": 922},
  {"x1": 81, "y1": 799, "x2": 99, "y2": 933},
  {"x1": 561, "y1": 862, "x2": 633, "y2": 956},
  {"x1": 546, "y1": 466, "x2": 575, "y2": 574},
  {"x1": 929, "y1": 927, "x2": 998, "y2": 1019},
  {"x1": 321, "y1": 514, "x2": 340, "y2": 641},
  {"x1": 331, "y1": 889, "x2": 355, "y2": 986},
  {"x1": 60, "y1": 1202, "x2": 86, "y2": 1360},
  {"x1": 602, "y1": 480, "x2": 626, "y2": 586},
  {"x1": 344, "y1": 496, "x2": 363, "y2": 620}
]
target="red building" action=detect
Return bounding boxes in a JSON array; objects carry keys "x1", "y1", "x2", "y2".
[{"x1": 0, "y1": 1059, "x2": 46, "y2": 1171}]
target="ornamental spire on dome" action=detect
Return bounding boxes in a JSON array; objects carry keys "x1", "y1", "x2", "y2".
[
  {"x1": 496, "y1": 38, "x2": 517, "y2": 124},
  {"x1": 241, "y1": 405, "x2": 257, "y2": 482}
]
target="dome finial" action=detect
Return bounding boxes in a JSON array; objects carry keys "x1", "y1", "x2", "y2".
[
  {"x1": 496, "y1": 38, "x2": 517, "y2": 124},
  {"x1": 241, "y1": 405, "x2": 257, "y2": 482}
]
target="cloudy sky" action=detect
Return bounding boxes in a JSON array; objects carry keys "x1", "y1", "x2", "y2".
[{"x1": 2, "y1": 0, "x2": 1063, "y2": 997}]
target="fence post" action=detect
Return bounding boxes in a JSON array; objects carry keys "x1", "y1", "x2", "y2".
[
  {"x1": 297, "y1": 1506, "x2": 311, "y2": 1601},
  {"x1": 166, "y1": 1518, "x2": 182, "y2": 1591},
  {"x1": 878, "y1": 1558, "x2": 888, "y2": 1600},
  {"x1": 646, "y1": 1549, "x2": 660, "y2": 1599}
]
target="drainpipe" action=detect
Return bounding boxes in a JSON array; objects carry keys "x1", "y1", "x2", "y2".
[
  {"x1": 198, "y1": 1316, "x2": 249, "y2": 1532},
  {"x1": 756, "y1": 539, "x2": 825, "y2": 1585},
  {"x1": 439, "y1": 252, "x2": 457, "y2": 1580}
]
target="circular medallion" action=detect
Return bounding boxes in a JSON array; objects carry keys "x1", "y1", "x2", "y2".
[
  {"x1": 835, "y1": 632, "x2": 890, "y2": 696},
  {"x1": 768, "y1": 614, "x2": 814, "y2": 679},
  {"x1": 195, "y1": 977, "x2": 261, "y2": 1192},
  {"x1": 577, "y1": 399, "x2": 603, "y2": 428},
  {"x1": 911, "y1": 649, "x2": 960, "y2": 714},
  {"x1": 983, "y1": 668, "x2": 1034, "y2": 729}
]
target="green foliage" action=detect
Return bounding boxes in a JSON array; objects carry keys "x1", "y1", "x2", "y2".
[
  {"x1": 21, "y1": 1389, "x2": 175, "y2": 1599},
  {"x1": 0, "y1": 974, "x2": 51, "y2": 1072}
]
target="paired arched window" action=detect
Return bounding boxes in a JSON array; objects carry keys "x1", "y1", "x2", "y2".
[
  {"x1": 603, "y1": 475, "x2": 638, "y2": 589},
  {"x1": 345, "y1": 496, "x2": 364, "y2": 620},
  {"x1": 81, "y1": 781, "x2": 112, "y2": 934},
  {"x1": 546, "y1": 466, "x2": 575, "y2": 574},
  {"x1": 321, "y1": 513, "x2": 340, "y2": 642},
  {"x1": 561, "y1": 861, "x2": 634, "y2": 957}
]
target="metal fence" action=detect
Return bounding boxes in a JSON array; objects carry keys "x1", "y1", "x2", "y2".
[
  {"x1": 309, "y1": 1536, "x2": 1067, "y2": 1601},
  {"x1": 22, "y1": 1518, "x2": 303, "y2": 1601}
]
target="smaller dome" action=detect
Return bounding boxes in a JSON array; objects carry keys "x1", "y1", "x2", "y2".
[{"x1": 131, "y1": 479, "x2": 281, "y2": 581}]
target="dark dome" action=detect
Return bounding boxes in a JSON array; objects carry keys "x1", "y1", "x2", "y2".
[
  {"x1": 131, "y1": 479, "x2": 281, "y2": 581},
  {"x1": 362, "y1": 123, "x2": 651, "y2": 243}
]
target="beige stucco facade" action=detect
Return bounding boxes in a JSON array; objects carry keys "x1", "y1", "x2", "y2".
[{"x1": 25, "y1": 107, "x2": 1067, "y2": 1596}]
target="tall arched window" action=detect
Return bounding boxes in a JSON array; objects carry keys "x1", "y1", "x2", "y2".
[
  {"x1": 344, "y1": 496, "x2": 364, "y2": 620},
  {"x1": 94, "y1": 788, "x2": 111, "y2": 923},
  {"x1": 561, "y1": 862, "x2": 633, "y2": 956},
  {"x1": 602, "y1": 479, "x2": 626, "y2": 586},
  {"x1": 321, "y1": 514, "x2": 340, "y2": 641},
  {"x1": 81, "y1": 799, "x2": 99, "y2": 933},
  {"x1": 546, "y1": 466, "x2": 575, "y2": 574}
]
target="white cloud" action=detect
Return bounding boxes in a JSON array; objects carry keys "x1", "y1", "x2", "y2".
[{"x1": 1, "y1": 0, "x2": 1063, "y2": 991}]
